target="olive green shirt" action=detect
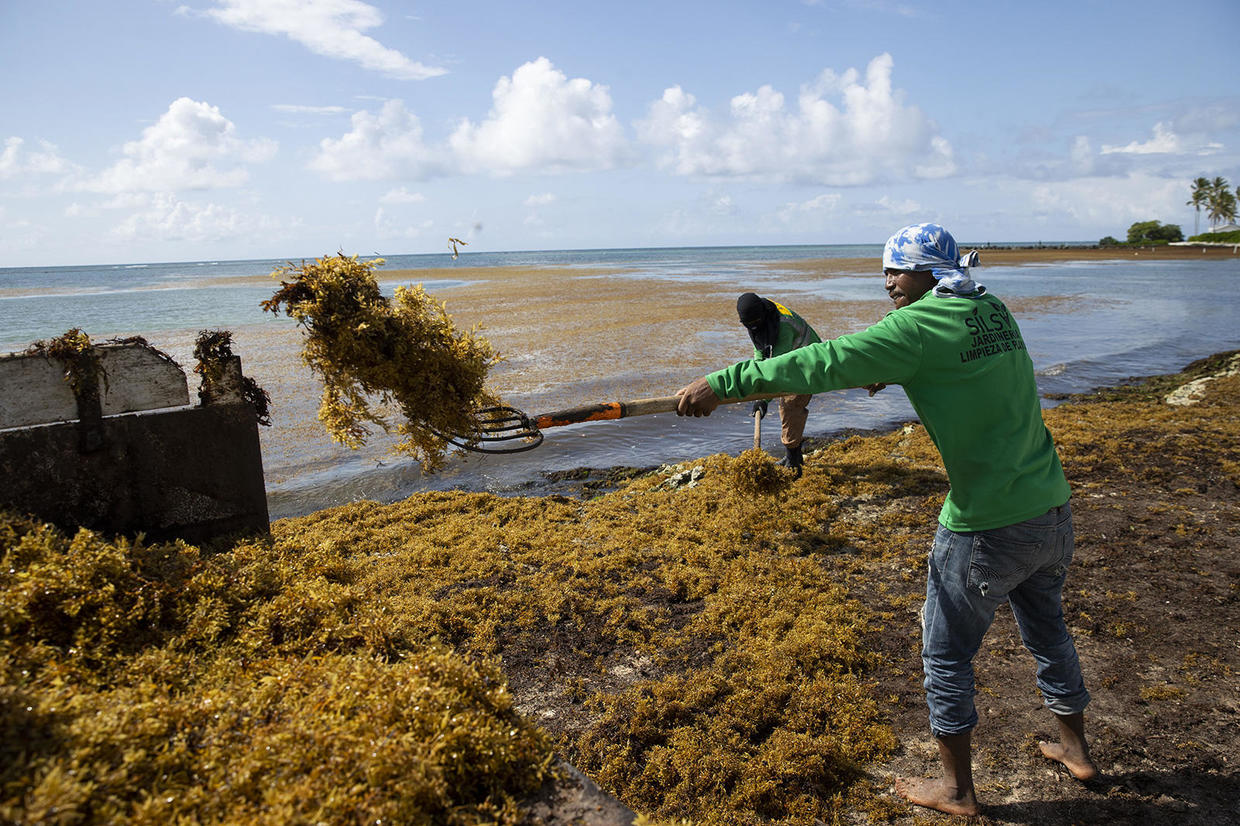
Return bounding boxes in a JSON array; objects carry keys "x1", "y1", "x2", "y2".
[{"x1": 753, "y1": 301, "x2": 820, "y2": 359}]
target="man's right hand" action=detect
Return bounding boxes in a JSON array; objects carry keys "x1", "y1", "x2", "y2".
[{"x1": 676, "y1": 377, "x2": 722, "y2": 417}]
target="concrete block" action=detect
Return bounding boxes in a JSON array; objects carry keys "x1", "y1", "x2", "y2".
[
  {"x1": 0, "y1": 343, "x2": 190, "y2": 429},
  {"x1": 0, "y1": 343, "x2": 267, "y2": 544}
]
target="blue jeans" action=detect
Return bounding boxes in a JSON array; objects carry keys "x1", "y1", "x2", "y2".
[{"x1": 921, "y1": 502, "x2": 1090, "y2": 737}]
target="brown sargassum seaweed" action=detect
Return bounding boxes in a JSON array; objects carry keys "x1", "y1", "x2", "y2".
[
  {"x1": 193, "y1": 329, "x2": 272, "y2": 426},
  {"x1": 730, "y1": 447, "x2": 798, "y2": 497},
  {"x1": 0, "y1": 443, "x2": 906, "y2": 824},
  {"x1": 261, "y1": 253, "x2": 502, "y2": 470},
  {"x1": 4, "y1": 352, "x2": 1238, "y2": 825}
]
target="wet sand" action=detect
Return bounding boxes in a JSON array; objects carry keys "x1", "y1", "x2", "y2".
[{"x1": 129, "y1": 245, "x2": 1239, "y2": 495}]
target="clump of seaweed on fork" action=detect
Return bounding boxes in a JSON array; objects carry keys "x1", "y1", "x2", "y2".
[{"x1": 262, "y1": 253, "x2": 502, "y2": 470}]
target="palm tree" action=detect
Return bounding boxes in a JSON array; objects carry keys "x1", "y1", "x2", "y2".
[
  {"x1": 1218, "y1": 190, "x2": 1238, "y2": 227},
  {"x1": 1206, "y1": 177, "x2": 1234, "y2": 229},
  {"x1": 1187, "y1": 176, "x2": 1211, "y2": 235}
]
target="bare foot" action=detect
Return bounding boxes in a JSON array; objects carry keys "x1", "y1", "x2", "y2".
[
  {"x1": 894, "y1": 776, "x2": 982, "y2": 816},
  {"x1": 1039, "y1": 740, "x2": 1099, "y2": 781}
]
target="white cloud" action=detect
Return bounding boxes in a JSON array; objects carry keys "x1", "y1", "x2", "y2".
[
  {"x1": 1091, "y1": 105, "x2": 1236, "y2": 162},
  {"x1": 380, "y1": 186, "x2": 425, "y2": 203},
  {"x1": 0, "y1": 138, "x2": 17, "y2": 178},
  {"x1": 102, "y1": 192, "x2": 154, "y2": 210},
  {"x1": 637, "y1": 53, "x2": 954, "y2": 185},
  {"x1": 0, "y1": 209, "x2": 42, "y2": 255},
  {"x1": 1030, "y1": 173, "x2": 1187, "y2": 227},
  {"x1": 523, "y1": 192, "x2": 556, "y2": 227},
  {"x1": 989, "y1": 132, "x2": 1134, "y2": 182},
  {"x1": 0, "y1": 136, "x2": 76, "y2": 180},
  {"x1": 309, "y1": 100, "x2": 442, "y2": 181},
  {"x1": 87, "y1": 98, "x2": 276, "y2": 194},
  {"x1": 874, "y1": 195, "x2": 922, "y2": 214},
  {"x1": 709, "y1": 194, "x2": 736, "y2": 215},
  {"x1": 110, "y1": 193, "x2": 251, "y2": 242},
  {"x1": 272, "y1": 103, "x2": 349, "y2": 115},
  {"x1": 373, "y1": 206, "x2": 432, "y2": 239},
  {"x1": 775, "y1": 193, "x2": 840, "y2": 224},
  {"x1": 450, "y1": 58, "x2": 629, "y2": 175},
  {"x1": 780, "y1": 193, "x2": 842, "y2": 214},
  {"x1": 840, "y1": 194, "x2": 924, "y2": 218},
  {"x1": 1006, "y1": 120, "x2": 1231, "y2": 184},
  {"x1": 1173, "y1": 103, "x2": 1240, "y2": 136},
  {"x1": 1069, "y1": 136, "x2": 1095, "y2": 174},
  {"x1": 1101, "y1": 122, "x2": 1181, "y2": 155},
  {"x1": 205, "y1": 0, "x2": 445, "y2": 80}
]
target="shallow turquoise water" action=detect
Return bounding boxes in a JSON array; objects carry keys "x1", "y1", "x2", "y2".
[{"x1": 3, "y1": 246, "x2": 1237, "y2": 518}]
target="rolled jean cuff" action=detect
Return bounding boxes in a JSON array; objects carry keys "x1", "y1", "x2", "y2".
[
  {"x1": 1044, "y1": 687, "x2": 1090, "y2": 717},
  {"x1": 930, "y1": 720, "x2": 976, "y2": 739}
]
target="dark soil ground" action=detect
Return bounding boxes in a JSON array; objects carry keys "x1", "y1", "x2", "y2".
[{"x1": 511, "y1": 353, "x2": 1240, "y2": 826}]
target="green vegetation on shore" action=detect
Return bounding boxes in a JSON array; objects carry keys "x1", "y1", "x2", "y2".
[
  {"x1": 4, "y1": 353, "x2": 1239, "y2": 825},
  {"x1": 1100, "y1": 175, "x2": 1240, "y2": 246},
  {"x1": 1187, "y1": 175, "x2": 1238, "y2": 235},
  {"x1": 1188, "y1": 228, "x2": 1240, "y2": 244}
]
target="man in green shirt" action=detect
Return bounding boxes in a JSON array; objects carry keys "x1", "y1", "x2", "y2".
[
  {"x1": 736, "y1": 292, "x2": 821, "y2": 476},
  {"x1": 676, "y1": 223, "x2": 1097, "y2": 816}
]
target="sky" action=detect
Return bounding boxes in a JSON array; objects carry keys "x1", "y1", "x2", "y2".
[{"x1": 1, "y1": 0, "x2": 1238, "y2": 267}]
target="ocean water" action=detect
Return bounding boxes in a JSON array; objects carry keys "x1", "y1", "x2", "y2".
[
  {"x1": 0, "y1": 246, "x2": 884, "y2": 346},
  {"x1": 3, "y1": 245, "x2": 1239, "y2": 519}
]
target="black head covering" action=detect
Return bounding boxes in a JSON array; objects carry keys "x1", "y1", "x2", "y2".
[{"x1": 736, "y1": 292, "x2": 780, "y2": 358}]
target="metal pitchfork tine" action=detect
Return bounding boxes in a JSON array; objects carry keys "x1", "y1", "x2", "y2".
[
  {"x1": 437, "y1": 405, "x2": 544, "y2": 454},
  {"x1": 451, "y1": 394, "x2": 778, "y2": 455}
]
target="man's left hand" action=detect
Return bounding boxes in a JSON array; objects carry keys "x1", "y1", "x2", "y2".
[{"x1": 676, "y1": 378, "x2": 722, "y2": 417}]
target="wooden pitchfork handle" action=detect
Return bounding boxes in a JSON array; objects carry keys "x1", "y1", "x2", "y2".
[
  {"x1": 531, "y1": 393, "x2": 778, "y2": 430},
  {"x1": 454, "y1": 393, "x2": 785, "y2": 454}
]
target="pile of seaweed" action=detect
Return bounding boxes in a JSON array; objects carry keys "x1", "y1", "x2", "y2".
[
  {"x1": 0, "y1": 517, "x2": 554, "y2": 824},
  {"x1": 730, "y1": 447, "x2": 798, "y2": 496},
  {"x1": 1, "y1": 436, "x2": 923, "y2": 825},
  {"x1": 10, "y1": 353, "x2": 1235, "y2": 824},
  {"x1": 261, "y1": 253, "x2": 502, "y2": 470}
]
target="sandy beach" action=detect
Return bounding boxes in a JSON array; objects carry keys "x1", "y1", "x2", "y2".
[
  {"x1": 219, "y1": 244, "x2": 1236, "y2": 489},
  {"x1": 3, "y1": 245, "x2": 1238, "y2": 824}
]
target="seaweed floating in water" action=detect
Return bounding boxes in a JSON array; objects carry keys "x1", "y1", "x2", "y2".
[{"x1": 261, "y1": 253, "x2": 502, "y2": 470}]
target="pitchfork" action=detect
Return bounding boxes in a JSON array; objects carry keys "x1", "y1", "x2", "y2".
[{"x1": 445, "y1": 393, "x2": 779, "y2": 454}]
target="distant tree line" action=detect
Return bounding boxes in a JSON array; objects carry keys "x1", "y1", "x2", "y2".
[
  {"x1": 1099, "y1": 176, "x2": 1239, "y2": 246},
  {"x1": 1099, "y1": 221, "x2": 1182, "y2": 247}
]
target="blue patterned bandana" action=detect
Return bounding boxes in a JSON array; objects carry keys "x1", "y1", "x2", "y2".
[{"x1": 883, "y1": 223, "x2": 983, "y2": 297}]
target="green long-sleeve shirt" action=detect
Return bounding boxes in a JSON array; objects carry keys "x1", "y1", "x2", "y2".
[{"x1": 707, "y1": 290, "x2": 1070, "y2": 531}]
